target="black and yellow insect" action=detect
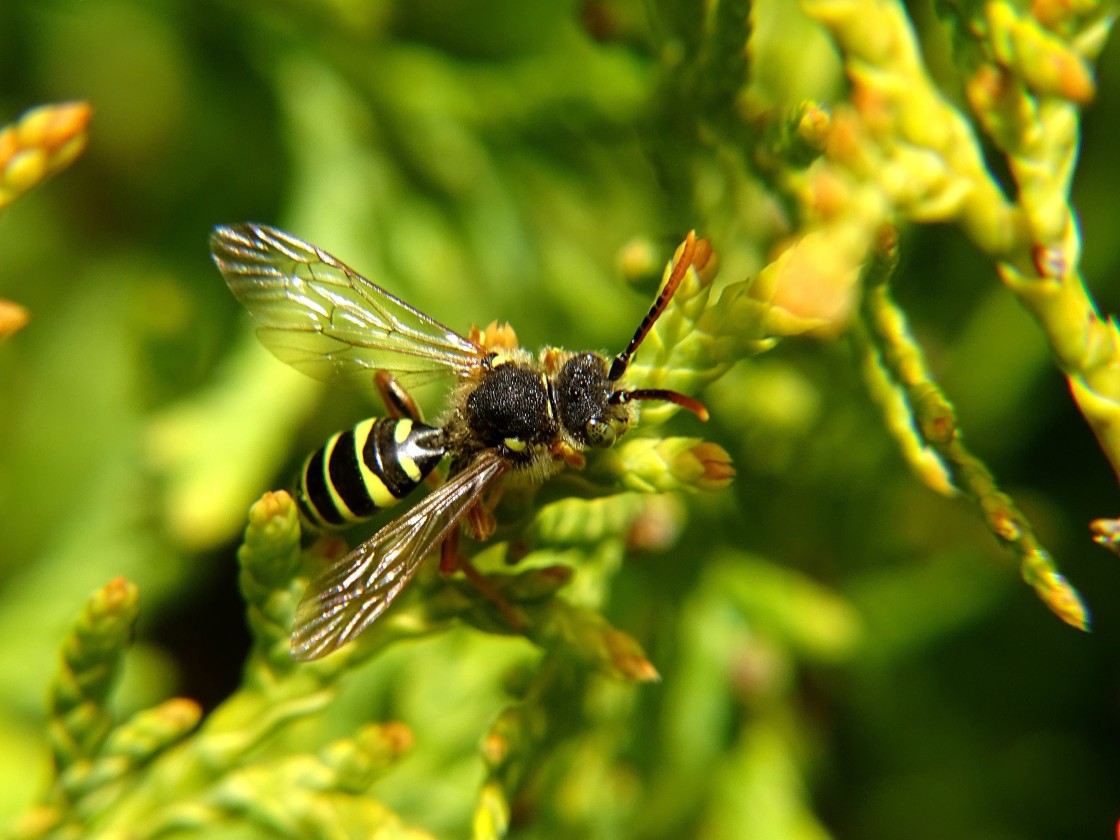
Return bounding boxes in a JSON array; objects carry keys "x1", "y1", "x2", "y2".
[{"x1": 210, "y1": 224, "x2": 708, "y2": 660}]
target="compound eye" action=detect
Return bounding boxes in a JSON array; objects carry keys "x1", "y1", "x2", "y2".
[{"x1": 585, "y1": 417, "x2": 619, "y2": 448}]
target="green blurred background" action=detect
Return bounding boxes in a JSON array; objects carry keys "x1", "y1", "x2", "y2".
[{"x1": 2, "y1": 1, "x2": 1119, "y2": 838}]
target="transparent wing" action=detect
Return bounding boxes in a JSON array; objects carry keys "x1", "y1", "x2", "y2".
[
  {"x1": 291, "y1": 449, "x2": 510, "y2": 660},
  {"x1": 210, "y1": 223, "x2": 485, "y2": 387}
]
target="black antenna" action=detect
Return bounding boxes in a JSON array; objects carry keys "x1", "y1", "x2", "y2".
[
  {"x1": 608, "y1": 231, "x2": 698, "y2": 382},
  {"x1": 606, "y1": 231, "x2": 709, "y2": 421}
]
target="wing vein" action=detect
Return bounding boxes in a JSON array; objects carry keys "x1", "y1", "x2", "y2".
[{"x1": 210, "y1": 223, "x2": 485, "y2": 388}]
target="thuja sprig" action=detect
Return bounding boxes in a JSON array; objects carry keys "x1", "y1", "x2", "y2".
[
  {"x1": 8, "y1": 497, "x2": 437, "y2": 840},
  {"x1": 126, "y1": 724, "x2": 424, "y2": 840},
  {"x1": 855, "y1": 329, "x2": 957, "y2": 499},
  {"x1": 856, "y1": 226, "x2": 1089, "y2": 631},
  {"x1": 0, "y1": 102, "x2": 91, "y2": 338},
  {"x1": 10, "y1": 580, "x2": 203, "y2": 840},
  {"x1": 789, "y1": 1, "x2": 1120, "y2": 544},
  {"x1": 610, "y1": 229, "x2": 818, "y2": 502},
  {"x1": 472, "y1": 644, "x2": 651, "y2": 840},
  {"x1": 176, "y1": 493, "x2": 659, "y2": 838},
  {"x1": 596, "y1": 436, "x2": 735, "y2": 495},
  {"x1": 0, "y1": 299, "x2": 30, "y2": 338},
  {"x1": 473, "y1": 677, "x2": 547, "y2": 840},
  {"x1": 850, "y1": 226, "x2": 955, "y2": 498},
  {"x1": 468, "y1": 578, "x2": 662, "y2": 835},
  {"x1": 626, "y1": 232, "x2": 816, "y2": 429},
  {"x1": 0, "y1": 102, "x2": 89, "y2": 211},
  {"x1": 46, "y1": 577, "x2": 140, "y2": 783}
]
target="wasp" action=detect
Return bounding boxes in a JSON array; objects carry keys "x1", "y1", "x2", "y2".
[{"x1": 210, "y1": 224, "x2": 709, "y2": 660}]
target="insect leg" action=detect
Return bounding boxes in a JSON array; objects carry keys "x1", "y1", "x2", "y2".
[
  {"x1": 438, "y1": 497, "x2": 524, "y2": 629},
  {"x1": 435, "y1": 487, "x2": 499, "y2": 574},
  {"x1": 439, "y1": 525, "x2": 462, "y2": 574},
  {"x1": 457, "y1": 560, "x2": 526, "y2": 631},
  {"x1": 375, "y1": 370, "x2": 424, "y2": 422}
]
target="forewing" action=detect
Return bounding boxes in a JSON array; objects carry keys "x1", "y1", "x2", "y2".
[
  {"x1": 291, "y1": 449, "x2": 510, "y2": 660},
  {"x1": 210, "y1": 223, "x2": 485, "y2": 387}
]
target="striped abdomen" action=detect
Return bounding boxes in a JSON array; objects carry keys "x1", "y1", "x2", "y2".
[{"x1": 296, "y1": 418, "x2": 446, "y2": 530}]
